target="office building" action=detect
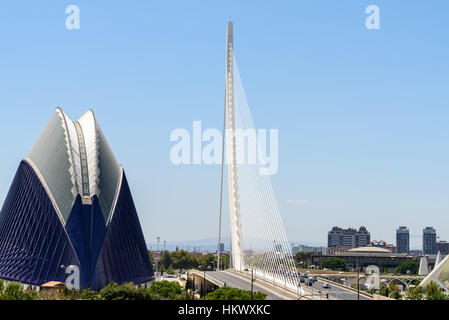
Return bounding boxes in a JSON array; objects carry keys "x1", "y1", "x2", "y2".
[
  {"x1": 396, "y1": 226, "x2": 410, "y2": 254},
  {"x1": 437, "y1": 241, "x2": 449, "y2": 256},
  {"x1": 292, "y1": 245, "x2": 327, "y2": 256},
  {"x1": 327, "y1": 226, "x2": 371, "y2": 249},
  {"x1": 423, "y1": 227, "x2": 437, "y2": 255}
]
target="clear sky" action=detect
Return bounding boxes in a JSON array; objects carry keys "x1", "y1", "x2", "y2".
[{"x1": 0, "y1": 1, "x2": 448, "y2": 249}]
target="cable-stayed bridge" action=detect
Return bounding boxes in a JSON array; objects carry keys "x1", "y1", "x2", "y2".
[
  {"x1": 213, "y1": 21, "x2": 301, "y2": 297},
  {"x1": 203, "y1": 22, "x2": 372, "y2": 300}
]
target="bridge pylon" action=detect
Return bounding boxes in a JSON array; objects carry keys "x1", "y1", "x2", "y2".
[{"x1": 218, "y1": 22, "x2": 303, "y2": 296}]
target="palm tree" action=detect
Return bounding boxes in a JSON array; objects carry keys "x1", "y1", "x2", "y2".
[{"x1": 295, "y1": 252, "x2": 312, "y2": 268}]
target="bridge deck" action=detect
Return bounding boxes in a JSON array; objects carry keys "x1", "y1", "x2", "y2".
[
  {"x1": 205, "y1": 270, "x2": 300, "y2": 300},
  {"x1": 201, "y1": 270, "x2": 372, "y2": 300}
]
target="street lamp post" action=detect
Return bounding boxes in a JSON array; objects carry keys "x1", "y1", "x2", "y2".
[
  {"x1": 186, "y1": 269, "x2": 189, "y2": 300},
  {"x1": 250, "y1": 268, "x2": 254, "y2": 300},
  {"x1": 356, "y1": 254, "x2": 360, "y2": 300},
  {"x1": 311, "y1": 265, "x2": 315, "y2": 300},
  {"x1": 198, "y1": 265, "x2": 204, "y2": 299},
  {"x1": 190, "y1": 281, "x2": 194, "y2": 300},
  {"x1": 203, "y1": 266, "x2": 206, "y2": 300},
  {"x1": 198, "y1": 263, "x2": 211, "y2": 300},
  {"x1": 245, "y1": 267, "x2": 255, "y2": 300},
  {"x1": 156, "y1": 236, "x2": 161, "y2": 278}
]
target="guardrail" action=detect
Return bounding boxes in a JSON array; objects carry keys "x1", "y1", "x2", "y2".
[
  {"x1": 188, "y1": 269, "x2": 225, "y2": 287},
  {"x1": 316, "y1": 276, "x2": 373, "y2": 299},
  {"x1": 227, "y1": 269, "x2": 312, "y2": 300}
]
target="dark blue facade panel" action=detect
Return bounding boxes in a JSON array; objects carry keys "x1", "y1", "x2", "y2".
[
  {"x1": 0, "y1": 161, "x2": 79, "y2": 285},
  {"x1": 92, "y1": 172, "x2": 154, "y2": 289},
  {"x1": 65, "y1": 195, "x2": 107, "y2": 289}
]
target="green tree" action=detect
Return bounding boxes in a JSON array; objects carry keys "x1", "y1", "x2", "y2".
[
  {"x1": 158, "y1": 250, "x2": 201, "y2": 271},
  {"x1": 406, "y1": 285, "x2": 423, "y2": 300},
  {"x1": 379, "y1": 285, "x2": 389, "y2": 297},
  {"x1": 170, "y1": 250, "x2": 199, "y2": 270},
  {"x1": 198, "y1": 254, "x2": 216, "y2": 270},
  {"x1": 206, "y1": 286, "x2": 266, "y2": 300},
  {"x1": 379, "y1": 283, "x2": 402, "y2": 299},
  {"x1": 219, "y1": 253, "x2": 231, "y2": 270},
  {"x1": 160, "y1": 251, "x2": 174, "y2": 270},
  {"x1": 168, "y1": 265, "x2": 175, "y2": 274},
  {"x1": 425, "y1": 281, "x2": 448, "y2": 300},
  {"x1": 148, "y1": 280, "x2": 184, "y2": 300},
  {"x1": 396, "y1": 261, "x2": 419, "y2": 275},
  {"x1": 100, "y1": 282, "x2": 151, "y2": 300},
  {"x1": 148, "y1": 250, "x2": 155, "y2": 265},
  {"x1": 160, "y1": 265, "x2": 165, "y2": 275},
  {"x1": 295, "y1": 252, "x2": 312, "y2": 268},
  {"x1": 388, "y1": 283, "x2": 402, "y2": 299},
  {"x1": 320, "y1": 257, "x2": 346, "y2": 271}
]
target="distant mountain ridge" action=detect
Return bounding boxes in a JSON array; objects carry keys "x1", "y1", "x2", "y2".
[{"x1": 147, "y1": 237, "x2": 326, "y2": 252}]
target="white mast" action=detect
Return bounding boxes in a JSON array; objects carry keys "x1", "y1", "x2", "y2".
[{"x1": 226, "y1": 22, "x2": 244, "y2": 271}]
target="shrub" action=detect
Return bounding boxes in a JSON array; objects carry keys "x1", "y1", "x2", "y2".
[
  {"x1": 425, "y1": 281, "x2": 448, "y2": 300},
  {"x1": 320, "y1": 257, "x2": 346, "y2": 271},
  {"x1": 206, "y1": 286, "x2": 266, "y2": 300},
  {"x1": 396, "y1": 261, "x2": 419, "y2": 275},
  {"x1": 405, "y1": 285, "x2": 423, "y2": 300},
  {"x1": 63, "y1": 287, "x2": 100, "y2": 300},
  {"x1": 0, "y1": 282, "x2": 37, "y2": 300},
  {"x1": 148, "y1": 280, "x2": 184, "y2": 300},
  {"x1": 100, "y1": 282, "x2": 151, "y2": 300}
]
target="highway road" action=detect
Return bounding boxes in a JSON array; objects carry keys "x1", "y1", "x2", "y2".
[
  {"x1": 303, "y1": 278, "x2": 370, "y2": 300},
  {"x1": 204, "y1": 270, "x2": 370, "y2": 300},
  {"x1": 206, "y1": 271, "x2": 301, "y2": 300}
]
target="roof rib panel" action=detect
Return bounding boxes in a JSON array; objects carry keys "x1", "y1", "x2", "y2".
[{"x1": 27, "y1": 109, "x2": 76, "y2": 223}]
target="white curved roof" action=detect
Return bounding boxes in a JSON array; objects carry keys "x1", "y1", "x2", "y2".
[
  {"x1": 348, "y1": 246, "x2": 392, "y2": 253},
  {"x1": 27, "y1": 108, "x2": 122, "y2": 224},
  {"x1": 77, "y1": 110, "x2": 100, "y2": 197}
]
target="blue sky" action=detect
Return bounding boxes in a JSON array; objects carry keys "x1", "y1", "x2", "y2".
[{"x1": 0, "y1": 1, "x2": 448, "y2": 249}]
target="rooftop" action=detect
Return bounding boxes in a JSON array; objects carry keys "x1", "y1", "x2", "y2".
[
  {"x1": 41, "y1": 281, "x2": 66, "y2": 288},
  {"x1": 349, "y1": 246, "x2": 392, "y2": 253}
]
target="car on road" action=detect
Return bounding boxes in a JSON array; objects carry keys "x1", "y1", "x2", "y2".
[
  {"x1": 322, "y1": 283, "x2": 331, "y2": 289},
  {"x1": 300, "y1": 276, "x2": 305, "y2": 283},
  {"x1": 312, "y1": 276, "x2": 317, "y2": 282}
]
